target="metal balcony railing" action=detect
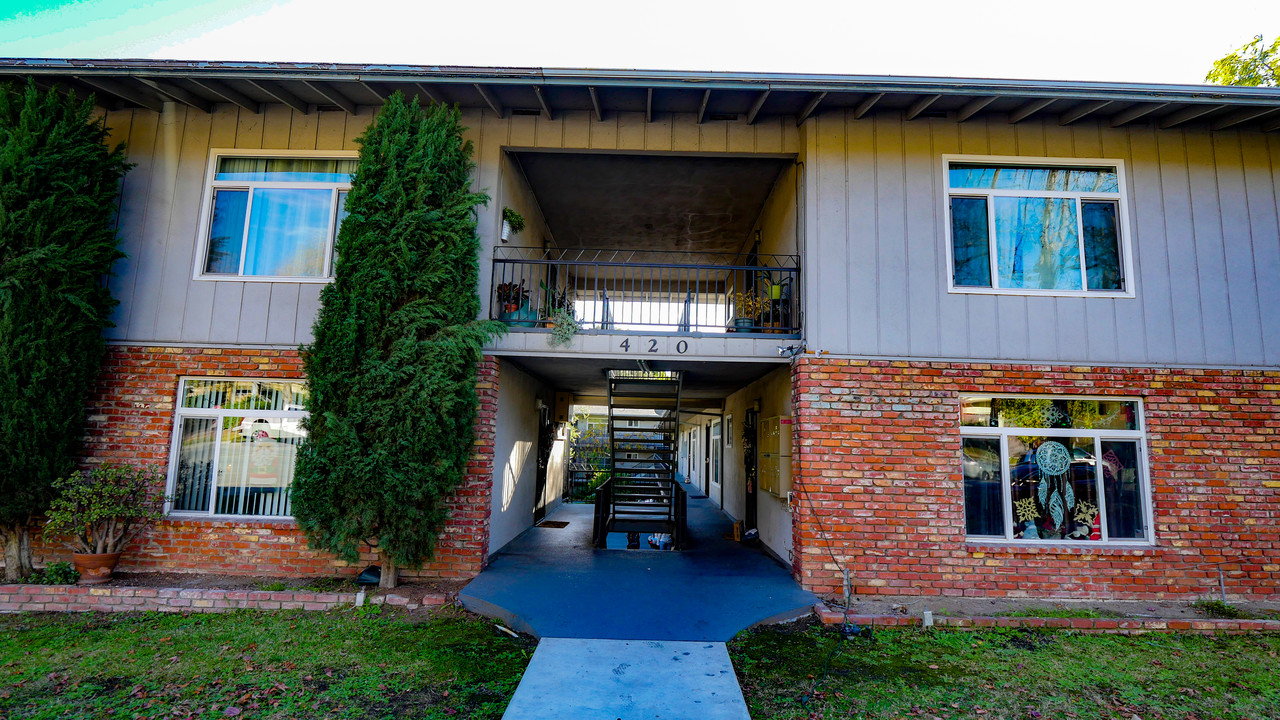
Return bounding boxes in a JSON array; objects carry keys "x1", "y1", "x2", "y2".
[{"x1": 490, "y1": 247, "x2": 801, "y2": 334}]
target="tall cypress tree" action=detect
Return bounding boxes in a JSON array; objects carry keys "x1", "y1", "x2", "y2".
[
  {"x1": 291, "y1": 94, "x2": 502, "y2": 588},
  {"x1": 0, "y1": 82, "x2": 129, "y2": 581}
]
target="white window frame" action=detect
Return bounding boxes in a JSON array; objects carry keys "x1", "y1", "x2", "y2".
[
  {"x1": 942, "y1": 155, "x2": 1136, "y2": 298},
  {"x1": 960, "y1": 394, "x2": 1154, "y2": 547},
  {"x1": 193, "y1": 148, "x2": 358, "y2": 283},
  {"x1": 165, "y1": 376, "x2": 309, "y2": 520}
]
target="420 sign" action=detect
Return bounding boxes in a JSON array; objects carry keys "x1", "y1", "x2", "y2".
[{"x1": 617, "y1": 338, "x2": 690, "y2": 354}]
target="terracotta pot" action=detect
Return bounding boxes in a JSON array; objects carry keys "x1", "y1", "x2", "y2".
[{"x1": 73, "y1": 552, "x2": 122, "y2": 585}]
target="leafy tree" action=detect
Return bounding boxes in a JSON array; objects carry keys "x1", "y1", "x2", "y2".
[
  {"x1": 291, "y1": 93, "x2": 502, "y2": 588},
  {"x1": 1205, "y1": 34, "x2": 1279, "y2": 86},
  {"x1": 0, "y1": 82, "x2": 129, "y2": 581}
]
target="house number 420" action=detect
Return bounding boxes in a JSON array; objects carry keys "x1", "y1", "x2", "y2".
[{"x1": 618, "y1": 338, "x2": 689, "y2": 354}]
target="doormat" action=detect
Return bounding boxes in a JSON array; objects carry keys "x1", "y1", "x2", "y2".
[{"x1": 537, "y1": 521, "x2": 570, "y2": 528}]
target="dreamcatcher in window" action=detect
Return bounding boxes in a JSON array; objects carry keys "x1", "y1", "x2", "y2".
[{"x1": 1035, "y1": 440, "x2": 1075, "y2": 531}]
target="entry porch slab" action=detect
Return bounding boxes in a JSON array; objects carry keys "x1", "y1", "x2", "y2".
[{"x1": 460, "y1": 496, "x2": 814, "y2": 641}]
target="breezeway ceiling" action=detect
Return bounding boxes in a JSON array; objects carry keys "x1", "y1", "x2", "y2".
[{"x1": 511, "y1": 152, "x2": 792, "y2": 254}]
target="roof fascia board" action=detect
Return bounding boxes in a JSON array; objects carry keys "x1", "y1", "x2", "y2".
[{"x1": 6, "y1": 59, "x2": 1280, "y2": 107}]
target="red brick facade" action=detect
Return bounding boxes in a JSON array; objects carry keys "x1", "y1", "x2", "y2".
[
  {"x1": 790, "y1": 357, "x2": 1280, "y2": 601},
  {"x1": 31, "y1": 347, "x2": 500, "y2": 581}
]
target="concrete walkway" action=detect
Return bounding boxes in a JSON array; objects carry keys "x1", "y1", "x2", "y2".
[
  {"x1": 502, "y1": 639, "x2": 750, "y2": 720},
  {"x1": 461, "y1": 494, "x2": 814, "y2": 641}
]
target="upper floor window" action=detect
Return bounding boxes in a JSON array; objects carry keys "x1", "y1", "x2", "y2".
[
  {"x1": 197, "y1": 152, "x2": 356, "y2": 281},
  {"x1": 944, "y1": 156, "x2": 1133, "y2": 297}
]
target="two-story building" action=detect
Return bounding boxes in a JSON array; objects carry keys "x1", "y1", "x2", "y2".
[{"x1": 8, "y1": 58, "x2": 1278, "y2": 600}]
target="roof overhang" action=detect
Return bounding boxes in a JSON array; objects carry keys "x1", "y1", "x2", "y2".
[{"x1": 4, "y1": 58, "x2": 1279, "y2": 132}]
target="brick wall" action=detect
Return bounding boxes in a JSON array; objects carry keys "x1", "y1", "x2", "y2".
[
  {"x1": 790, "y1": 357, "x2": 1280, "y2": 601},
  {"x1": 29, "y1": 346, "x2": 500, "y2": 581}
]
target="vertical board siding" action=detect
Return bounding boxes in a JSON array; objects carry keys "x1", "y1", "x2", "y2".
[
  {"x1": 109, "y1": 102, "x2": 1280, "y2": 368},
  {"x1": 105, "y1": 108, "x2": 158, "y2": 340},
  {"x1": 109, "y1": 105, "x2": 800, "y2": 348},
  {"x1": 803, "y1": 112, "x2": 1279, "y2": 367},
  {"x1": 1259, "y1": 133, "x2": 1280, "y2": 360}
]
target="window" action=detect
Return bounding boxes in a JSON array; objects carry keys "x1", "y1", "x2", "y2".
[
  {"x1": 198, "y1": 152, "x2": 356, "y2": 280},
  {"x1": 960, "y1": 396, "x2": 1150, "y2": 543},
  {"x1": 944, "y1": 156, "x2": 1132, "y2": 296},
  {"x1": 168, "y1": 378, "x2": 309, "y2": 518}
]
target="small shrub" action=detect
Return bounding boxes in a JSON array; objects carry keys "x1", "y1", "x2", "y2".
[
  {"x1": 41, "y1": 562, "x2": 80, "y2": 585},
  {"x1": 13, "y1": 562, "x2": 81, "y2": 585},
  {"x1": 256, "y1": 580, "x2": 290, "y2": 592},
  {"x1": 43, "y1": 465, "x2": 167, "y2": 554},
  {"x1": 1192, "y1": 598, "x2": 1253, "y2": 619}
]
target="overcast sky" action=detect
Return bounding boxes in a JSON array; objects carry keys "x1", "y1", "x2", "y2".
[{"x1": 1, "y1": 0, "x2": 1277, "y2": 85}]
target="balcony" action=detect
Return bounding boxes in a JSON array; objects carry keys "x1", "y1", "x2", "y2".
[{"x1": 489, "y1": 247, "x2": 801, "y2": 336}]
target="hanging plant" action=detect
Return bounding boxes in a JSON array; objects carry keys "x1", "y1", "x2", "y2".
[
  {"x1": 546, "y1": 307, "x2": 581, "y2": 347},
  {"x1": 501, "y1": 207, "x2": 526, "y2": 241}
]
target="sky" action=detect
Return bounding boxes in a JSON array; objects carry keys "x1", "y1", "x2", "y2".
[{"x1": 0, "y1": 0, "x2": 1277, "y2": 85}]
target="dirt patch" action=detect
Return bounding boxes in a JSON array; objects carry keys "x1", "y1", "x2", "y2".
[{"x1": 100, "y1": 571, "x2": 465, "y2": 599}]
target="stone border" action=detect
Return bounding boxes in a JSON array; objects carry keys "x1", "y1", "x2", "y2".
[
  {"x1": 814, "y1": 602, "x2": 1280, "y2": 634},
  {"x1": 0, "y1": 584, "x2": 452, "y2": 614}
]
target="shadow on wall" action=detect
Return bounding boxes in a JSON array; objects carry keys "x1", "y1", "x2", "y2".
[{"x1": 502, "y1": 439, "x2": 533, "y2": 513}]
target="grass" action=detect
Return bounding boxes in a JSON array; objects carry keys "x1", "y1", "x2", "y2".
[
  {"x1": 0, "y1": 607, "x2": 533, "y2": 719},
  {"x1": 1192, "y1": 599, "x2": 1256, "y2": 620},
  {"x1": 729, "y1": 621, "x2": 1280, "y2": 720},
  {"x1": 997, "y1": 607, "x2": 1127, "y2": 619}
]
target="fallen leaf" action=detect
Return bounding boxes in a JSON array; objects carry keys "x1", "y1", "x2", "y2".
[{"x1": 223, "y1": 706, "x2": 241, "y2": 717}]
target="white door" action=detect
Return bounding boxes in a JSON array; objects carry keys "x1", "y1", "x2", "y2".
[{"x1": 710, "y1": 419, "x2": 722, "y2": 500}]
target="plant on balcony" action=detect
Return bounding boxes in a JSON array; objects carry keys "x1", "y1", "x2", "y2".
[
  {"x1": 0, "y1": 81, "x2": 131, "y2": 582},
  {"x1": 500, "y1": 207, "x2": 526, "y2": 242},
  {"x1": 546, "y1": 307, "x2": 581, "y2": 347},
  {"x1": 292, "y1": 92, "x2": 504, "y2": 589},
  {"x1": 496, "y1": 281, "x2": 530, "y2": 315},
  {"x1": 731, "y1": 289, "x2": 768, "y2": 332},
  {"x1": 41, "y1": 464, "x2": 166, "y2": 584}
]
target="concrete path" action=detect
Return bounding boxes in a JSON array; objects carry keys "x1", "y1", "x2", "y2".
[
  {"x1": 502, "y1": 638, "x2": 750, "y2": 720},
  {"x1": 468, "y1": 488, "x2": 807, "y2": 718}
]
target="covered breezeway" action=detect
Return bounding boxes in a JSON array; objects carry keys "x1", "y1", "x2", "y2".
[{"x1": 460, "y1": 484, "x2": 814, "y2": 641}]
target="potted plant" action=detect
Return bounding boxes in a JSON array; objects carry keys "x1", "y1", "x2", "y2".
[
  {"x1": 540, "y1": 280, "x2": 574, "y2": 325},
  {"x1": 42, "y1": 464, "x2": 167, "y2": 584},
  {"x1": 495, "y1": 280, "x2": 530, "y2": 321},
  {"x1": 501, "y1": 207, "x2": 526, "y2": 242},
  {"x1": 730, "y1": 289, "x2": 767, "y2": 332}
]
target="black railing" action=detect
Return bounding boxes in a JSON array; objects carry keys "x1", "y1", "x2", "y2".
[
  {"x1": 592, "y1": 475, "x2": 614, "y2": 548},
  {"x1": 491, "y1": 247, "x2": 800, "y2": 334},
  {"x1": 672, "y1": 481, "x2": 687, "y2": 550}
]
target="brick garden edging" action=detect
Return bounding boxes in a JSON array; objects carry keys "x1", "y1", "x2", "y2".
[
  {"x1": 814, "y1": 602, "x2": 1280, "y2": 634},
  {"x1": 0, "y1": 584, "x2": 452, "y2": 614}
]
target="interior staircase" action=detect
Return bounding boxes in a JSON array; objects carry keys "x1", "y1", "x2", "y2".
[{"x1": 592, "y1": 369, "x2": 687, "y2": 549}]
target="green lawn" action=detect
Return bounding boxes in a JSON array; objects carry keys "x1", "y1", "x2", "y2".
[
  {"x1": 729, "y1": 622, "x2": 1280, "y2": 720},
  {"x1": 0, "y1": 608, "x2": 533, "y2": 720}
]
